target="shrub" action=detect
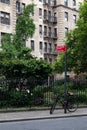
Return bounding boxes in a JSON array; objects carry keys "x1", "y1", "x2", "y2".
[{"x1": 9, "y1": 91, "x2": 33, "y2": 107}]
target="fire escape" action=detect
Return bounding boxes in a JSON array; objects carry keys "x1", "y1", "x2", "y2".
[{"x1": 43, "y1": 0, "x2": 58, "y2": 62}]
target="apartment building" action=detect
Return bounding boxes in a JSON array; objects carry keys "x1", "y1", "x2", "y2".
[{"x1": 0, "y1": 0, "x2": 83, "y2": 63}]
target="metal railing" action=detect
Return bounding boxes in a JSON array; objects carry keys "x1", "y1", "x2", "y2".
[{"x1": 0, "y1": 77, "x2": 87, "y2": 108}]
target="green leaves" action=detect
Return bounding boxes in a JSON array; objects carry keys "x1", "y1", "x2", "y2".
[
  {"x1": 53, "y1": 1, "x2": 87, "y2": 74},
  {"x1": 0, "y1": 4, "x2": 52, "y2": 80},
  {"x1": 52, "y1": 54, "x2": 64, "y2": 73},
  {"x1": 16, "y1": 4, "x2": 35, "y2": 42}
]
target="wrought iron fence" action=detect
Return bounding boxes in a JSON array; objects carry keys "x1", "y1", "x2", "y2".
[{"x1": 0, "y1": 76, "x2": 87, "y2": 108}]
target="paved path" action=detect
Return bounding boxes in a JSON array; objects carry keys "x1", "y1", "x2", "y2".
[{"x1": 0, "y1": 108, "x2": 87, "y2": 122}]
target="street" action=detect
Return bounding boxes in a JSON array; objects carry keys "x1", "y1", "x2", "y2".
[{"x1": 0, "y1": 116, "x2": 87, "y2": 130}]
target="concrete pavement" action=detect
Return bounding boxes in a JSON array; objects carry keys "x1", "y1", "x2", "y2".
[{"x1": 0, "y1": 107, "x2": 87, "y2": 122}]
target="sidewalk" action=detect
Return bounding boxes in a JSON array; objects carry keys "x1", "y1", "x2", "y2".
[{"x1": 0, "y1": 107, "x2": 87, "y2": 122}]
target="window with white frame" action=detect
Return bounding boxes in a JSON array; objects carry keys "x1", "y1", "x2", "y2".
[
  {"x1": 48, "y1": 27, "x2": 51, "y2": 37},
  {"x1": 53, "y1": 12, "x2": 57, "y2": 23},
  {"x1": 1, "y1": 32, "x2": 6, "y2": 43},
  {"x1": 48, "y1": 0, "x2": 51, "y2": 5},
  {"x1": 64, "y1": 0, "x2": 68, "y2": 7},
  {"x1": 44, "y1": 10, "x2": 47, "y2": 20},
  {"x1": 44, "y1": 42, "x2": 47, "y2": 52},
  {"x1": 54, "y1": 0, "x2": 57, "y2": 6},
  {"x1": 72, "y1": 0, "x2": 76, "y2": 6},
  {"x1": 21, "y1": 3, "x2": 25, "y2": 12},
  {"x1": 73, "y1": 15, "x2": 76, "y2": 23},
  {"x1": 0, "y1": 0, "x2": 10, "y2": 4},
  {"x1": 53, "y1": 28, "x2": 57, "y2": 37},
  {"x1": 39, "y1": 8, "x2": 42, "y2": 18},
  {"x1": 39, "y1": 42, "x2": 43, "y2": 51},
  {"x1": 31, "y1": 40, "x2": 34, "y2": 51},
  {"x1": 0, "y1": 11, "x2": 10, "y2": 25},
  {"x1": 39, "y1": 25, "x2": 42, "y2": 34},
  {"x1": 65, "y1": 27, "x2": 68, "y2": 36},
  {"x1": 48, "y1": 11, "x2": 51, "y2": 21},
  {"x1": 16, "y1": 1, "x2": 20, "y2": 13},
  {"x1": 44, "y1": 26, "x2": 47, "y2": 36},
  {"x1": 48, "y1": 43, "x2": 52, "y2": 53},
  {"x1": 65, "y1": 12, "x2": 68, "y2": 21}
]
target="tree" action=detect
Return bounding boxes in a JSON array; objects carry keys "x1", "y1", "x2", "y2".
[
  {"x1": 74, "y1": 1, "x2": 87, "y2": 72},
  {"x1": 0, "y1": 4, "x2": 52, "y2": 81},
  {"x1": 52, "y1": 53, "x2": 65, "y2": 73},
  {"x1": 53, "y1": 1, "x2": 87, "y2": 74}
]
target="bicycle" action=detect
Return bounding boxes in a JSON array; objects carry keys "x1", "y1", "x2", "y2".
[{"x1": 50, "y1": 92, "x2": 78, "y2": 114}]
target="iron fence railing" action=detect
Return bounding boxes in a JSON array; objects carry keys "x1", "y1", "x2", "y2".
[{"x1": 0, "y1": 77, "x2": 87, "y2": 108}]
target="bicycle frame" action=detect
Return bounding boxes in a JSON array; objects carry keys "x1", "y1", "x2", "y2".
[{"x1": 50, "y1": 92, "x2": 78, "y2": 114}]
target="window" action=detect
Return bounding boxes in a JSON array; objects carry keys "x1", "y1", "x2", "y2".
[
  {"x1": 44, "y1": 10, "x2": 47, "y2": 20},
  {"x1": 21, "y1": 3, "x2": 25, "y2": 12},
  {"x1": 39, "y1": 0, "x2": 42, "y2": 2},
  {"x1": 54, "y1": 12, "x2": 57, "y2": 17},
  {"x1": 0, "y1": 11, "x2": 10, "y2": 25},
  {"x1": 73, "y1": 15, "x2": 76, "y2": 23},
  {"x1": 53, "y1": 0, "x2": 56, "y2": 6},
  {"x1": 64, "y1": 0, "x2": 68, "y2": 6},
  {"x1": 48, "y1": 11, "x2": 51, "y2": 21},
  {"x1": 48, "y1": 0, "x2": 51, "y2": 5},
  {"x1": 39, "y1": 8, "x2": 42, "y2": 18},
  {"x1": 44, "y1": 26, "x2": 47, "y2": 36},
  {"x1": 16, "y1": 1, "x2": 20, "y2": 13},
  {"x1": 53, "y1": 12, "x2": 57, "y2": 22},
  {"x1": 44, "y1": 42, "x2": 47, "y2": 52},
  {"x1": 39, "y1": 25, "x2": 42, "y2": 34},
  {"x1": 1, "y1": 32, "x2": 6, "y2": 43},
  {"x1": 54, "y1": 44, "x2": 57, "y2": 51},
  {"x1": 39, "y1": 42, "x2": 43, "y2": 50},
  {"x1": 31, "y1": 40, "x2": 34, "y2": 51},
  {"x1": 72, "y1": 0, "x2": 76, "y2": 6},
  {"x1": 53, "y1": 28, "x2": 57, "y2": 37},
  {"x1": 65, "y1": 27, "x2": 68, "y2": 36},
  {"x1": 43, "y1": 0, "x2": 47, "y2": 4},
  {"x1": 49, "y1": 58, "x2": 52, "y2": 63},
  {"x1": 65, "y1": 12, "x2": 68, "y2": 21},
  {"x1": 78, "y1": 2, "x2": 81, "y2": 8},
  {"x1": 44, "y1": 57, "x2": 47, "y2": 61},
  {"x1": 48, "y1": 27, "x2": 51, "y2": 37},
  {"x1": 48, "y1": 43, "x2": 52, "y2": 53},
  {"x1": 0, "y1": 0, "x2": 10, "y2": 4}
]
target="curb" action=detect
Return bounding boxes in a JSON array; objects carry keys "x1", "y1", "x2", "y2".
[
  {"x1": 0, "y1": 107, "x2": 87, "y2": 123},
  {"x1": 0, "y1": 113, "x2": 87, "y2": 123},
  {"x1": 0, "y1": 109, "x2": 87, "y2": 123}
]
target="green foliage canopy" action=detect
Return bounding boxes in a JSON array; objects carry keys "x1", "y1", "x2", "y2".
[
  {"x1": 53, "y1": 1, "x2": 87, "y2": 73},
  {"x1": 0, "y1": 4, "x2": 52, "y2": 79}
]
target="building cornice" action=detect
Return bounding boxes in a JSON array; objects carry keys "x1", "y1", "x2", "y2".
[{"x1": 53, "y1": 4, "x2": 78, "y2": 12}]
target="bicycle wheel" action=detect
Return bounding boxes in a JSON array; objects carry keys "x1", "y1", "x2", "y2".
[
  {"x1": 50, "y1": 101, "x2": 57, "y2": 114},
  {"x1": 67, "y1": 101, "x2": 78, "y2": 112}
]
